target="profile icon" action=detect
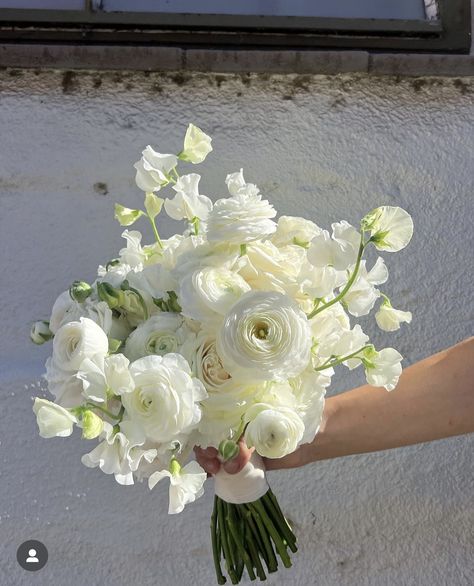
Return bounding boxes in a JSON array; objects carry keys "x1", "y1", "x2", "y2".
[
  {"x1": 26, "y1": 548, "x2": 39, "y2": 563},
  {"x1": 17, "y1": 540, "x2": 48, "y2": 571}
]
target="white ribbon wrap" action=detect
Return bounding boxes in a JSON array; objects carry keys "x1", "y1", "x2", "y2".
[{"x1": 214, "y1": 451, "x2": 269, "y2": 504}]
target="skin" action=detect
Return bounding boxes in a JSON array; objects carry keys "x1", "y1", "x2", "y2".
[{"x1": 195, "y1": 337, "x2": 474, "y2": 475}]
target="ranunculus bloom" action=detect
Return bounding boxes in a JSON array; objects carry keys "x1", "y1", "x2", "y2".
[
  {"x1": 52, "y1": 317, "x2": 109, "y2": 372},
  {"x1": 217, "y1": 291, "x2": 311, "y2": 381}
]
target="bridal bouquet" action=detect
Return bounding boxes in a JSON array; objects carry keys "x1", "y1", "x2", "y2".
[{"x1": 31, "y1": 124, "x2": 413, "y2": 584}]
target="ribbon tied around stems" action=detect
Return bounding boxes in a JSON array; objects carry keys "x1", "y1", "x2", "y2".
[{"x1": 214, "y1": 451, "x2": 269, "y2": 504}]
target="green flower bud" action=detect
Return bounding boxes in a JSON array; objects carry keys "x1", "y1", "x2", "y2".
[
  {"x1": 169, "y1": 457, "x2": 181, "y2": 476},
  {"x1": 81, "y1": 410, "x2": 104, "y2": 440},
  {"x1": 30, "y1": 320, "x2": 53, "y2": 345},
  {"x1": 166, "y1": 291, "x2": 182, "y2": 313},
  {"x1": 144, "y1": 192, "x2": 164, "y2": 219},
  {"x1": 121, "y1": 289, "x2": 148, "y2": 321},
  {"x1": 108, "y1": 338, "x2": 123, "y2": 354},
  {"x1": 218, "y1": 439, "x2": 240, "y2": 462},
  {"x1": 69, "y1": 280, "x2": 93, "y2": 303},
  {"x1": 97, "y1": 282, "x2": 124, "y2": 309},
  {"x1": 114, "y1": 203, "x2": 144, "y2": 226}
]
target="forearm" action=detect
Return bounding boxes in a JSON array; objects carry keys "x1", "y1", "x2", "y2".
[{"x1": 308, "y1": 337, "x2": 474, "y2": 463}]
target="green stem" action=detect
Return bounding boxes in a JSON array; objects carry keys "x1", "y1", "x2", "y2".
[
  {"x1": 250, "y1": 501, "x2": 292, "y2": 568},
  {"x1": 226, "y1": 503, "x2": 256, "y2": 581},
  {"x1": 84, "y1": 402, "x2": 122, "y2": 420},
  {"x1": 218, "y1": 498, "x2": 239, "y2": 584},
  {"x1": 313, "y1": 344, "x2": 371, "y2": 372},
  {"x1": 245, "y1": 503, "x2": 278, "y2": 572},
  {"x1": 244, "y1": 523, "x2": 266, "y2": 581},
  {"x1": 307, "y1": 235, "x2": 366, "y2": 320},
  {"x1": 262, "y1": 493, "x2": 297, "y2": 553},
  {"x1": 148, "y1": 214, "x2": 163, "y2": 249},
  {"x1": 211, "y1": 496, "x2": 226, "y2": 585}
]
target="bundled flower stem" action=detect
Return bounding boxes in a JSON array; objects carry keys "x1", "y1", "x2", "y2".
[{"x1": 212, "y1": 488, "x2": 297, "y2": 584}]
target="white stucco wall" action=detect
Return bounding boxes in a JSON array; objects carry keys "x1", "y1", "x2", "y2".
[{"x1": 0, "y1": 69, "x2": 473, "y2": 586}]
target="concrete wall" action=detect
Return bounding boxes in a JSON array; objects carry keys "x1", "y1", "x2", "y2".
[{"x1": 0, "y1": 68, "x2": 473, "y2": 586}]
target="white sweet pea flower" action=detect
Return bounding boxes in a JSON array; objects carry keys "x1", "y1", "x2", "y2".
[
  {"x1": 148, "y1": 459, "x2": 207, "y2": 514},
  {"x1": 179, "y1": 123, "x2": 213, "y2": 164},
  {"x1": 119, "y1": 230, "x2": 147, "y2": 269},
  {"x1": 179, "y1": 266, "x2": 251, "y2": 322},
  {"x1": 308, "y1": 221, "x2": 360, "y2": 271},
  {"x1": 52, "y1": 317, "x2": 109, "y2": 372},
  {"x1": 272, "y1": 215, "x2": 322, "y2": 248},
  {"x1": 33, "y1": 398, "x2": 77, "y2": 438},
  {"x1": 364, "y1": 347, "x2": 403, "y2": 391},
  {"x1": 297, "y1": 261, "x2": 340, "y2": 300},
  {"x1": 124, "y1": 313, "x2": 189, "y2": 363},
  {"x1": 134, "y1": 145, "x2": 178, "y2": 192},
  {"x1": 330, "y1": 324, "x2": 370, "y2": 369},
  {"x1": 164, "y1": 173, "x2": 213, "y2": 222},
  {"x1": 207, "y1": 170, "x2": 277, "y2": 244},
  {"x1": 122, "y1": 354, "x2": 207, "y2": 444},
  {"x1": 342, "y1": 258, "x2": 388, "y2": 317},
  {"x1": 375, "y1": 299, "x2": 412, "y2": 332},
  {"x1": 290, "y1": 370, "x2": 330, "y2": 444},
  {"x1": 244, "y1": 404, "x2": 305, "y2": 459},
  {"x1": 81, "y1": 420, "x2": 158, "y2": 485},
  {"x1": 217, "y1": 291, "x2": 311, "y2": 381},
  {"x1": 363, "y1": 206, "x2": 414, "y2": 252},
  {"x1": 44, "y1": 356, "x2": 84, "y2": 407},
  {"x1": 77, "y1": 353, "x2": 134, "y2": 403}
]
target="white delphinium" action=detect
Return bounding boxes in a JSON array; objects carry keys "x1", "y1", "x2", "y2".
[
  {"x1": 148, "y1": 459, "x2": 207, "y2": 514},
  {"x1": 124, "y1": 313, "x2": 190, "y2": 363},
  {"x1": 122, "y1": 354, "x2": 207, "y2": 444},
  {"x1": 33, "y1": 398, "x2": 77, "y2": 438},
  {"x1": 164, "y1": 173, "x2": 213, "y2": 223},
  {"x1": 134, "y1": 145, "x2": 178, "y2": 193},
  {"x1": 207, "y1": 170, "x2": 277, "y2": 244},
  {"x1": 179, "y1": 123, "x2": 213, "y2": 164},
  {"x1": 362, "y1": 206, "x2": 414, "y2": 252},
  {"x1": 217, "y1": 291, "x2": 311, "y2": 382},
  {"x1": 81, "y1": 420, "x2": 158, "y2": 485},
  {"x1": 375, "y1": 297, "x2": 412, "y2": 332}
]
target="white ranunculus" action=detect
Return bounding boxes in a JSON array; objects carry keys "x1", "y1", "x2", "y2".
[
  {"x1": 119, "y1": 230, "x2": 147, "y2": 269},
  {"x1": 375, "y1": 301, "x2": 412, "y2": 332},
  {"x1": 179, "y1": 124, "x2": 213, "y2": 164},
  {"x1": 164, "y1": 173, "x2": 213, "y2": 222},
  {"x1": 217, "y1": 291, "x2": 311, "y2": 381},
  {"x1": 308, "y1": 221, "x2": 360, "y2": 271},
  {"x1": 134, "y1": 145, "x2": 178, "y2": 192},
  {"x1": 179, "y1": 266, "x2": 251, "y2": 322},
  {"x1": 52, "y1": 317, "x2": 109, "y2": 372},
  {"x1": 81, "y1": 420, "x2": 158, "y2": 485},
  {"x1": 244, "y1": 404, "x2": 305, "y2": 458},
  {"x1": 123, "y1": 354, "x2": 207, "y2": 443},
  {"x1": 363, "y1": 206, "x2": 414, "y2": 252},
  {"x1": 124, "y1": 313, "x2": 188, "y2": 363},
  {"x1": 238, "y1": 240, "x2": 305, "y2": 296},
  {"x1": 365, "y1": 348, "x2": 403, "y2": 391},
  {"x1": 33, "y1": 398, "x2": 77, "y2": 438},
  {"x1": 49, "y1": 290, "x2": 82, "y2": 334},
  {"x1": 77, "y1": 353, "x2": 134, "y2": 403},
  {"x1": 272, "y1": 215, "x2": 322, "y2": 248},
  {"x1": 207, "y1": 170, "x2": 277, "y2": 244},
  {"x1": 148, "y1": 459, "x2": 207, "y2": 514},
  {"x1": 194, "y1": 336, "x2": 232, "y2": 391}
]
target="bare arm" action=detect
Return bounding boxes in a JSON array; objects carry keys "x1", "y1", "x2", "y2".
[
  {"x1": 265, "y1": 336, "x2": 474, "y2": 470},
  {"x1": 195, "y1": 337, "x2": 474, "y2": 474}
]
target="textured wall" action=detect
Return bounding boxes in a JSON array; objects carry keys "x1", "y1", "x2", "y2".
[{"x1": 0, "y1": 69, "x2": 473, "y2": 586}]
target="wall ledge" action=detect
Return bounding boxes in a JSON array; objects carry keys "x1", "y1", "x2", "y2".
[{"x1": 0, "y1": 44, "x2": 473, "y2": 77}]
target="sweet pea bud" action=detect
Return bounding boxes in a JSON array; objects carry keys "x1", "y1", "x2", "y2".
[
  {"x1": 144, "y1": 192, "x2": 164, "y2": 219},
  {"x1": 69, "y1": 280, "x2": 93, "y2": 303},
  {"x1": 114, "y1": 203, "x2": 144, "y2": 226},
  {"x1": 218, "y1": 439, "x2": 240, "y2": 462},
  {"x1": 97, "y1": 282, "x2": 124, "y2": 309},
  {"x1": 30, "y1": 321, "x2": 53, "y2": 345},
  {"x1": 121, "y1": 290, "x2": 148, "y2": 321},
  {"x1": 360, "y1": 344, "x2": 377, "y2": 369},
  {"x1": 169, "y1": 457, "x2": 182, "y2": 476},
  {"x1": 166, "y1": 291, "x2": 182, "y2": 313},
  {"x1": 108, "y1": 338, "x2": 123, "y2": 354},
  {"x1": 81, "y1": 410, "x2": 104, "y2": 440}
]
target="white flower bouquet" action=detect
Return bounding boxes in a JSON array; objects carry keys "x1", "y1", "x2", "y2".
[{"x1": 31, "y1": 124, "x2": 413, "y2": 584}]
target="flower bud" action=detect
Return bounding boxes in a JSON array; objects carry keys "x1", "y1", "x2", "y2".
[
  {"x1": 97, "y1": 282, "x2": 124, "y2": 309},
  {"x1": 169, "y1": 457, "x2": 182, "y2": 476},
  {"x1": 69, "y1": 280, "x2": 93, "y2": 303},
  {"x1": 218, "y1": 439, "x2": 240, "y2": 462},
  {"x1": 30, "y1": 320, "x2": 53, "y2": 345},
  {"x1": 81, "y1": 409, "x2": 104, "y2": 440},
  {"x1": 114, "y1": 203, "x2": 144, "y2": 226}
]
